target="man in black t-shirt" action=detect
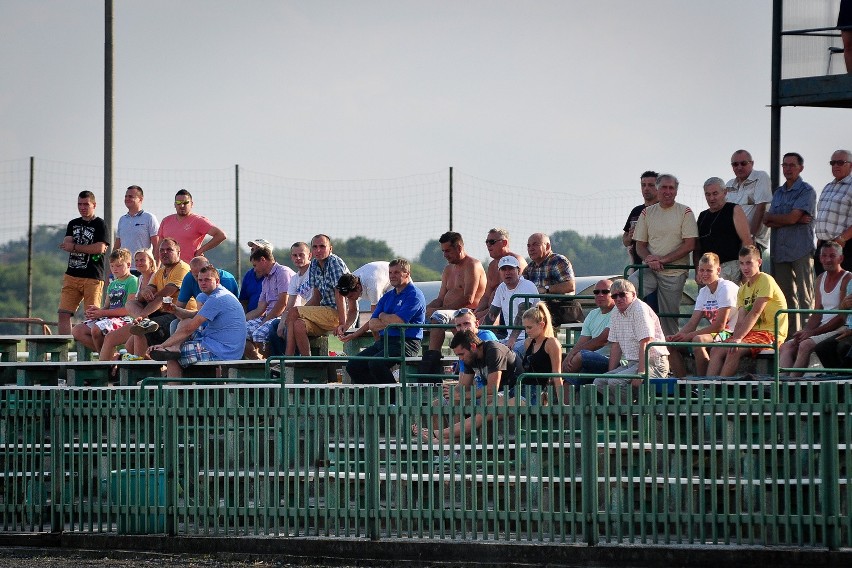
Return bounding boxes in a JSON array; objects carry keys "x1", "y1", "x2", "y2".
[
  {"x1": 57, "y1": 191, "x2": 109, "y2": 334},
  {"x1": 412, "y1": 330, "x2": 522, "y2": 445},
  {"x1": 622, "y1": 170, "x2": 659, "y2": 271}
]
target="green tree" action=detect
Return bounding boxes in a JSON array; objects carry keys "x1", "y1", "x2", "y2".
[
  {"x1": 549, "y1": 230, "x2": 629, "y2": 277},
  {"x1": 416, "y1": 239, "x2": 445, "y2": 273}
]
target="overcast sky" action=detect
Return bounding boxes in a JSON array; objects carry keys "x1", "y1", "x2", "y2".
[{"x1": 1, "y1": 0, "x2": 849, "y2": 258}]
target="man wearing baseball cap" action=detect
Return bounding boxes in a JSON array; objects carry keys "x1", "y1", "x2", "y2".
[{"x1": 482, "y1": 256, "x2": 540, "y2": 356}]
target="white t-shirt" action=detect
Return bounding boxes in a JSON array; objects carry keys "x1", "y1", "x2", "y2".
[
  {"x1": 491, "y1": 277, "x2": 539, "y2": 341},
  {"x1": 726, "y1": 170, "x2": 772, "y2": 249},
  {"x1": 694, "y1": 278, "x2": 739, "y2": 332},
  {"x1": 353, "y1": 261, "x2": 391, "y2": 305},
  {"x1": 580, "y1": 307, "x2": 612, "y2": 356},
  {"x1": 287, "y1": 269, "x2": 312, "y2": 307}
]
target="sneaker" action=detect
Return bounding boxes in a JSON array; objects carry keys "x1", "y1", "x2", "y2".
[
  {"x1": 121, "y1": 353, "x2": 144, "y2": 361},
  {"x1": 129, "y1": 319, "x2": 159, "y2": 336}
]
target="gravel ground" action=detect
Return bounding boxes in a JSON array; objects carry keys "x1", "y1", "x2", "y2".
[{"x1": 0, "y1": 550, "x2": 375, "y2": 568}]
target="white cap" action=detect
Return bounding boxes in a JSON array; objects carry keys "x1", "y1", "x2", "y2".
[{"x1": 498, "y1": 256, "x2": 520, "y2": 269}]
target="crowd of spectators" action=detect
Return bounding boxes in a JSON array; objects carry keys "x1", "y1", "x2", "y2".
[{"x1": 57, "y1": 149, "x2": 852, "y2": 391}]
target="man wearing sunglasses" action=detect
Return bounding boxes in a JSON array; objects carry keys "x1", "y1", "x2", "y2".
[
  {"x1": 726, "y1": 149, "x2": 772, "y2": 253},
  {"x1": 474, "y1": 228, "x2": 527, "y2": 325},
  {"x1": 593, "y1": 279, "x2": 669, "y2": 405},
  {"x1": 814, "y1": 150, "x2": 852, "y2": 273},
  {"x1": 562, "y1": 279, "x2": 615, "y2": 383},
  {"x1": 157, "y1": 189, "x2": 227, "y2": 263}
]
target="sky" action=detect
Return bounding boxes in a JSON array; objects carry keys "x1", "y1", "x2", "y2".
[{"x1": 0, "y1": 0, "x2": 849, "y2": 260}]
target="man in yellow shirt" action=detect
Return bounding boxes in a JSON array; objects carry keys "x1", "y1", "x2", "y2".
[{"x1": 706, "y1": 245, "x2": 788, "y2": 376}]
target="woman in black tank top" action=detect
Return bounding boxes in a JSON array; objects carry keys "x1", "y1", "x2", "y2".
[{"x1": 521, "y1": 303, "x2": 564, "y2": 404}]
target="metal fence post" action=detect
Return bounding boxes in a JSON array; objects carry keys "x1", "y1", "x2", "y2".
[
  {"x1": 819, "y1": 382, "x2": 840, "y2": 550},
  {"x1": 365, "y1": 387, "x2": 380, "y2": 540},
  {"x1": 580, "y1": 385, "x2": 598, "y2": 546}
]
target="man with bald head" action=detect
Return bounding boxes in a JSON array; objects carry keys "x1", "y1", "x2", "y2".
[
  {"x1": 523, "y1": 232, "x2": 579, "y2": 327},
  {"x1": 726, "y1": 149, "x2": 772, "y2": 253},
  {"x1": 814, "y1": 149, "x2": 852, "y2": 273}
]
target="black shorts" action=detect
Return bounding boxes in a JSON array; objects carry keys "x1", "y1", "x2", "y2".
[
  {"x1": 148, "y1": 313, "x2": 177, "y2": 345},
  {"x1": 839, "y1": 0, "x2": 852, "y2": 29}
]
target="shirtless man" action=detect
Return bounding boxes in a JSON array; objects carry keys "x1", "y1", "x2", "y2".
[
  {"x1": 418, "y1": 232, "x2": 487, "y2": 378},
  {"x1": 473, "y1": 228, "x2": 527, "y2": 327}
]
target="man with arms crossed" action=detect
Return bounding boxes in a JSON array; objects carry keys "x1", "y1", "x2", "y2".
[
  {"x1": 622, "y1": 171, "x2": 659, "y2": 272},
  {"x1": 57, "y1": 191, "x2": 109, "y2": 334},
  {"x1": 706, "y1": 246, "x2": 788, "y2": 377},
  {"x1": 419, "y1": 232, "x2": 487, "y2": 378},
  {"x1": 763, "y1": 152, "x2": 816, "y2": 334},
  {"x1": 667, "y1": 253, "x2": 738, "y2": 378}
]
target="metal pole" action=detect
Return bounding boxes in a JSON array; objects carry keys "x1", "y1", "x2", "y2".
[
  {"x1": 104, "y1": 0, "x2": 114, "y2": 270},
  {"x1": 448, "y1": 166, "x2": 453, "y2": 231},
  {"x1": 27, "y1": 157, "x2": 34, "y2": 335},
  {"x1": 235, "y1": 164, "x2": 240, "y2": 277},
  {"x1": 769, "y1": 0, "x2": 783, "y2": 192}
]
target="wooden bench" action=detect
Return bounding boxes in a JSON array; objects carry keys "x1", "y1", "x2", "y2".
[
  {"x1": 8, "y1": 335, "x2": 75, "y2": 362},
  {"x1": 0, "y1": 360, "x2": 165, "y2": 386},
  {"x1": 189, "y1": 360, "x2": 269, "y2": 379}
]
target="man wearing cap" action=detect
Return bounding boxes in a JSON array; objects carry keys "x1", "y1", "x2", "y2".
[
  {"x1": 244, "y1": 247, "x2": 295, "y2": 359},
  {"x1": 240, "y1": 238, "x2": 272, "y2": 313},
  {"x1": 284, "y1": 234, "x2": 351, "y2": 357},
  {"x1": 345, "y1": 259, "x2": 426, "y2": 385},
  {"x1": 157, "y1": 189, "x2": 227, "y2": 263},
  {"x1": 483, "y1": 256, "x2": 539, "y2": 356}
]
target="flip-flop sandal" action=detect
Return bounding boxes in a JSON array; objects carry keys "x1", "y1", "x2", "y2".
[
  {"x1": 129, "y1": 319, "x2": 159, "y2": 336},
  {"x1": 149, "y1": 348, "x2": 181, "y2": 361}
]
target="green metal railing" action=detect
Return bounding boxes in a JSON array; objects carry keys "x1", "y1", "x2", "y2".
[{"x1": 1, "y1": 381, "x2": 850, "y2": 548}]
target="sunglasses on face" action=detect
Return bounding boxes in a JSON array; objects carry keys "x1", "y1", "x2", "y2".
[
  {"x1": 611, "y1": 292, "x2": 628, "y2": 300},
  {"x1": 593, "y1": 289, "x2": 610, "y2": 295}
]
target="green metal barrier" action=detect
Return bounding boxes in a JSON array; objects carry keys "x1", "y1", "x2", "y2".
[{"x1": 1, "y1": 381, "x2": 851, "y2": 548}]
